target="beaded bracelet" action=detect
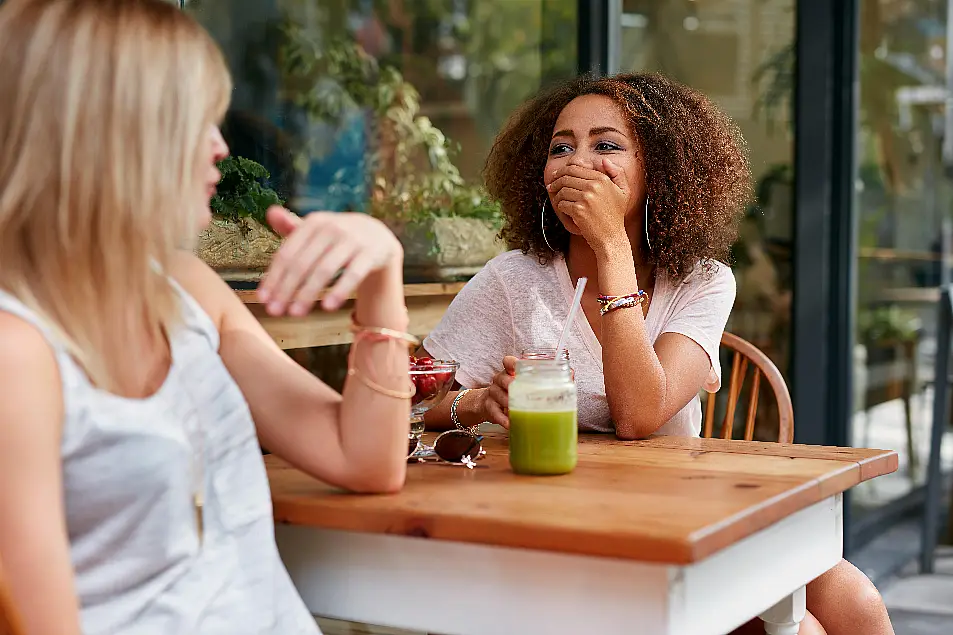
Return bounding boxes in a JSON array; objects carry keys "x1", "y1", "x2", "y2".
[{"x1": 597, "y1": 290, "x2": 647, "y2": 316}]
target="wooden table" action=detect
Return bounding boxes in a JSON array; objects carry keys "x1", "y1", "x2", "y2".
[
  {"x1": 239, "y1": 283, "x2": 464, "y2": 349},
  {"x1": 267, "y1": 434, "x2": 896, "y2": 635}
]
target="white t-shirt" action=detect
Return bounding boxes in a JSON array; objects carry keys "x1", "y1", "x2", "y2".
[{"x1": 424, "y1": 250, "x2": 736, "y2": 437}]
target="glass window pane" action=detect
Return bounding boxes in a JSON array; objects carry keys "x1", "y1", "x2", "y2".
[
  {"x1": 620, "y1": 0, "x2": 796, "y2": 442},
  {"x1": 186, "y1": 0, "x2": 577, "y2": 283},
  {"x1": 852, "y1": 0, "x2": 953, "y2": 522}
]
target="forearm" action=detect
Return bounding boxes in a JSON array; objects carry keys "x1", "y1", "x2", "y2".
[
  {"x1": 338, "y1": 258, "x2": 412, "y2": 491},
  {"x1": 596, "y1": 242, "x2": 668, "y2": 439},
  {"x1": 424, "y1": 387, "x2": 486, "y2": 430},
  {"x1": 352, "y1": 255, "x2": 408, "y2": 332}
]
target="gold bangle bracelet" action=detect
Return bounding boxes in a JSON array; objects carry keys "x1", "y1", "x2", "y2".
[
  {"x1": 350, "y1": 314, "x2": 419, "y2": 346},
  {"x1": 347, "y1": 367, "x2": 416, "y2": 400}
]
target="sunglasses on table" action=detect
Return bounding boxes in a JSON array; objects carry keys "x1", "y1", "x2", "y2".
[{"x1": 407, "y1": 430, "x2": 486, "y2": 469}]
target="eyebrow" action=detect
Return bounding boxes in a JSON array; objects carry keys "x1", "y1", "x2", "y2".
[
  {"x1": 551, "y1": 126, "x2": 628, "y2": 140},
  {"x1": 591, "y1": 126, "x2": 627, "y2": 137}
]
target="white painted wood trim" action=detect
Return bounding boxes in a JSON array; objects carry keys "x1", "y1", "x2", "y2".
[
  {"x1": 276, "y1": 494, "x2": 843, "y2": 635},
  {"x1": 760, "y1": 586, "x2": 807, "y2": 635},
  {"x1": 668, "y1": 494, "x2": 842, "y2": 634}
]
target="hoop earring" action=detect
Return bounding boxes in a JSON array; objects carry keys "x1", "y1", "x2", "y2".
[
  {"x1": 541, "y1": 199, "x2": 556, "y2": 252},
  {"x1": 644, "y1": 196, "x2": 653, "y2": 253}
]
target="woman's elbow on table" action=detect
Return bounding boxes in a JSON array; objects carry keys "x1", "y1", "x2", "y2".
[
  {"x1": 613, "y1": 420, "x2": 662, "y2": 441},
  {"x1": 610, "y1": 400, "x2": 668, "y2": 440},
  {"x1": 346, "y1": 474, "x2": 405, "y2": 495},
  {"x1": 339, "y1": 455, "x2": 407, "y2": 494}
]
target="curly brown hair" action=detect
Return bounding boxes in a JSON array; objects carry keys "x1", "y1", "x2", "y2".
[{"x1": 484, "y1": 73, "x2": 753, "y2": 282}]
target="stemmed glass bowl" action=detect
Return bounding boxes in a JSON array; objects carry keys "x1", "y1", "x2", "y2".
[{"x1": 408, "y1": 357, "x2": 460, "y2": 459}]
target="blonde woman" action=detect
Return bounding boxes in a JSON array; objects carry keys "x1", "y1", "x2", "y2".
[{"x1": 0, "y1": 1, "x2": 412, "y2": 634}]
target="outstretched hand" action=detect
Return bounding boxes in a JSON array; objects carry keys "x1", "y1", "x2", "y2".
[{"x1": 257, "y1": 206, "x2": 403, "y2": 316}]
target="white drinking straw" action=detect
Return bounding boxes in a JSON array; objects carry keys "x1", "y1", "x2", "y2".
[{"x1": 554, "y1": 276, "x2": 587, "y2": 359}]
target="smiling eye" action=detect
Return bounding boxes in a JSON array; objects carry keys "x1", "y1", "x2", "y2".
[
  {"x1": 549, "y1": 143, "x2": 572, "y2": 156},
  {"x1": 596, "y1": 141, "x2": 622, "y2": 152}
]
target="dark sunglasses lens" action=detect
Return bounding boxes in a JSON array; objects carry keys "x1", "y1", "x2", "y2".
[{"x1": 434, "y1": 432, "x2": 483, "y2": 463}]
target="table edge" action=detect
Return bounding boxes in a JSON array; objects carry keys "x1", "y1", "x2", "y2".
[
  {"x1": 267, "y1": 445, "x2": 897, "y2": 564},
  {"x1": 237, "y1": 282, "x2": 465, "y2": 305}
]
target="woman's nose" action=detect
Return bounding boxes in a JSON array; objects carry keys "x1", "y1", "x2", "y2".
[
  {"x1": 215, "y1": 141, "x2": 229, "y2": 162},
  {"x1": 567, "y1": 152, "x2": 593, "y2": 170},
  {"x1": 212, "y1": 126, "x2": 229, "y2": 161}
]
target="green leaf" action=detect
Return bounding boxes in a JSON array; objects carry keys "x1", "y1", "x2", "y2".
[{"x1": 210, "y1": 156, "x2": 283, "y2": 229}]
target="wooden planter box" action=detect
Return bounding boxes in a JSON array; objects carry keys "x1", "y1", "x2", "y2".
[
  {"x1": 401, "y1": 217, "x2": 503, "y2": 282},
  {"x1": 197, "y1": 216, "x2": 503, "y2": 284},
  {"x1": 196, "y1": 218, "x2": 280, "y2": 282}
]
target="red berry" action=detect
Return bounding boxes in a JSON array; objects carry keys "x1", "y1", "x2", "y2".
[
  {"x1": 433, "y1": 371, "x2": 453, "y2": 387},
  {"x1": 415, "y1": 357, "x2": 434, "y2": 368},
  {"x1": 408, "y1": 355, "x2": 417, "y2": 366},
  {"x1": 416, "y1": 375, "x2": 438, "y2": 399}
]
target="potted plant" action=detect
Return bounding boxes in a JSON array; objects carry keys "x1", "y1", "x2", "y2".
[
  {"x1": 856, "y1": 305, "x2": 919, "y2": 413},
  {"x1": 279, "y1": 30, "x2": 504, "y2": 280},
  {"x1": 370, "y1": 182, "x2": 503, "y2": 281},
  {"x1": 196, "y1": 156, "x2": 284, "y2": 280}
]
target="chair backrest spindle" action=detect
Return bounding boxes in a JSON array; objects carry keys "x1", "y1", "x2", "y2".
[{"x1": 703, "y1": 332, "x2": 793, "y2": 444}]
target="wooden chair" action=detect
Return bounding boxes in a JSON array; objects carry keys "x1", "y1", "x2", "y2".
[
  {"x1": 0, "y1": 557, "x2": 26, "y2": 635},
  {"x1": 702, "y1": 331, "x2": 794, "y2": 444}
]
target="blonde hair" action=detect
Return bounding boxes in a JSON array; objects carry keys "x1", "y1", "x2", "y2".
[{"x1": 0, "y1": 0, "x2": 231, "y2": 391}]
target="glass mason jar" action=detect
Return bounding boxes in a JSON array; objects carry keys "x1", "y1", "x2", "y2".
[
  {"x1": 520, "y1": 348, "x2": 569, "y2": 362},
  {"x1": 520, "y1": 348, "x2": 574, "y2": 381},
  {"x1": 508, "y1": 358, "x2": 578, "y2": 475}
]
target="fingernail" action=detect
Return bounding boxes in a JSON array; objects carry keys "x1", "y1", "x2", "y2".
[
  {"x1": 290, "y1": 302, "x2": 307, "y2": 316},
  {"x1": 258, "y1": 288, "x2": 270, "y2": 302},
  {"x1": 268, "y1": 301, "x2": 284, "y2": 315},
  {"x1": 322, "y1": 296, "x2": 341, "y2": 311}
]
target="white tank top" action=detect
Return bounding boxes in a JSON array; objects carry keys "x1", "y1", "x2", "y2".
[{"x1": 0, "y1": 285, "x2": 319, "y2": 634}]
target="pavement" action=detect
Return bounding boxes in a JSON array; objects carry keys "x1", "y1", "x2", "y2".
[{"x1": 882, "y1": 546, "x2": 953, "y2": 635}]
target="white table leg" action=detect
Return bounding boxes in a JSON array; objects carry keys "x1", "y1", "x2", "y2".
[{"x1": 760, "y1": 586, "x2": 806, "y2": 635}]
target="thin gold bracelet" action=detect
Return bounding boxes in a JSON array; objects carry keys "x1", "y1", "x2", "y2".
[
  {"x1": 346, "y1": 330, "x2": 416, "y2": 399},
  {"x1": 347, "y1": 367, "x2": 416, "y2": 399},
  {"x1": 349, "y1": 313, "x2": 419, "y2": 347}
]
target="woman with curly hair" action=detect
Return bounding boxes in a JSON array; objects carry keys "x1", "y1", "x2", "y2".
[
  {"x1": 422, "y1": 73, "x2": 893, "y2": 635},
  {"x1": 424, "y1": 72, "x2": 745, "y2": 439}
]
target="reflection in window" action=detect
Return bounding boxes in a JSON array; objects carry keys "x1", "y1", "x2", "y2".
[
  {"x1": 620, "y1": 0, "x2": 795, "y2": 442},
  {"x1": 186, "y1": 0, "x2": 577, "y2": 283},
  {"x1": 852, "y1": 0, "x2": 953, "y2": 520}
]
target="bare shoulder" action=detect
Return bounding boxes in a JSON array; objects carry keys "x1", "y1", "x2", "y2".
[
  {"x1": 0, "y1": 310, "x2": 63, "y2": 432},
  {"x1": 0, "y1": 310, "x2": 59, "y2": 380},
  {"x1": 166, "y1": 251, "x2": 243, "y2": 330}
]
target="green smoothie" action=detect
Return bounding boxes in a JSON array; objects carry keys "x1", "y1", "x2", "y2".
[{"x1": 508, "y1": 409, "x2": 578, "y2": 475}]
